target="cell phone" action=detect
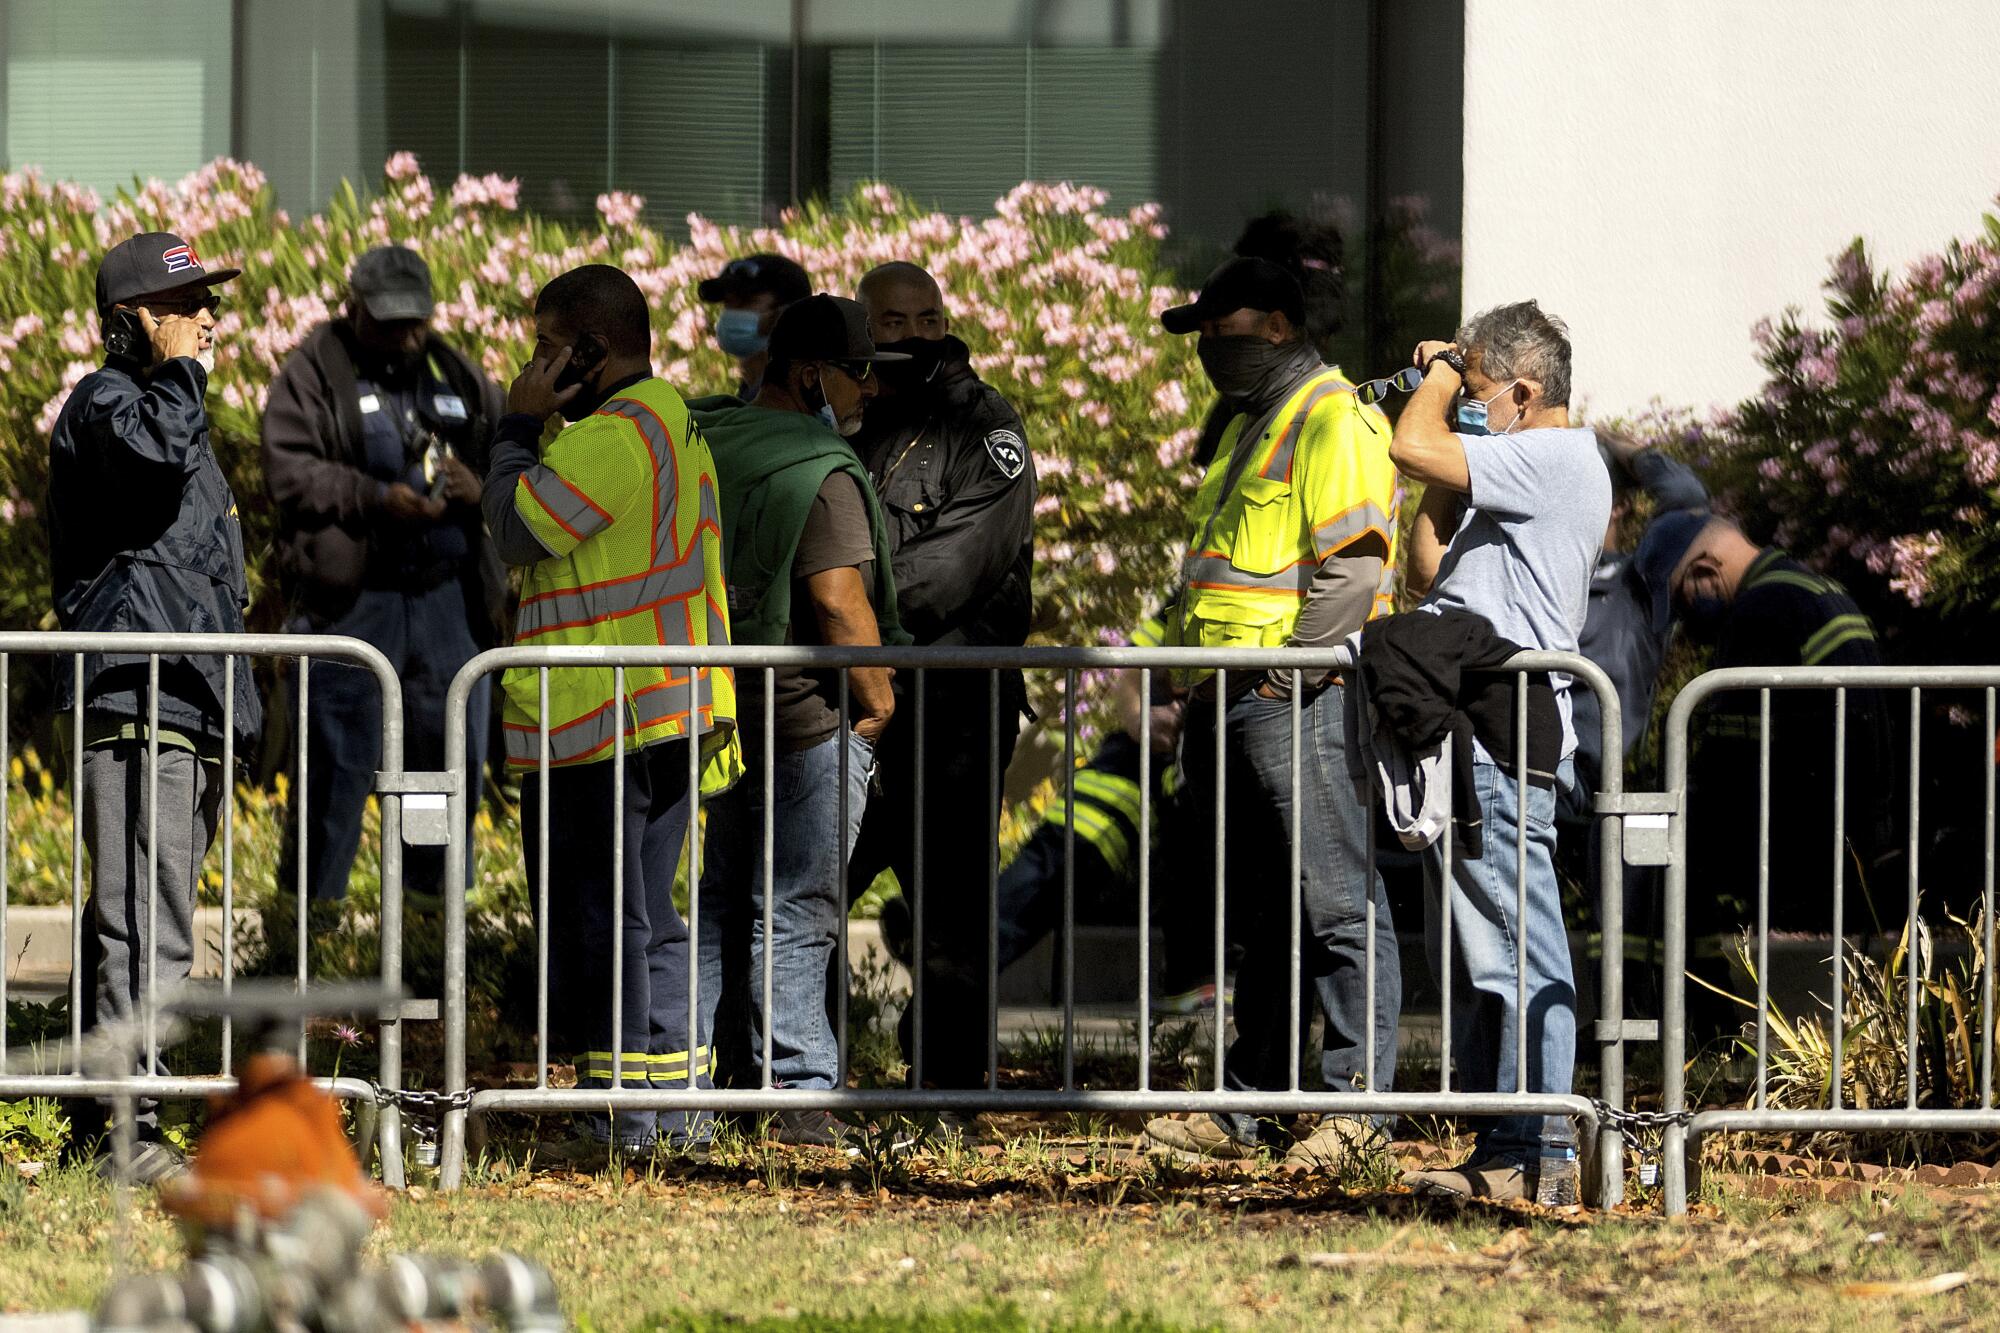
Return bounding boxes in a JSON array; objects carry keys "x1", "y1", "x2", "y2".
[
  {"x1": 420, "y1": 433, "x2": 455, "y2": 500},
  {"x1": 104, "y1": 308, "x2": 149, "y2": 363},
  {"x1": 554, "y1": 335, "x2": 605, "y2": 391}
]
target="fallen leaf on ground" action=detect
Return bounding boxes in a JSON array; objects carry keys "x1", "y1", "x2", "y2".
[{"x1": 1841, "y1": 1272, "x2": 1973, "y2": 1299}]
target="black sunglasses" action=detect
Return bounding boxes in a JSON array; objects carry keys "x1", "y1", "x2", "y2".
[
  {"x1": 824, "y1": 360, "x2": 874, "y2": 382},
  {"x1": 1354, "y1": 365, "x2": 1425, "y2": 406},
  {"x1": 143, "y1": 292, "x2": 223, "y2": 318}
]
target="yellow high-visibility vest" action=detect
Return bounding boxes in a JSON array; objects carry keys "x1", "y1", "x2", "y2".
[
  {"x1": 500, "y1": 377, "x2": 740, "y2": 786},
  {"x1": 1170, "y1": 367, "x2": 1400, "y2": 669}
]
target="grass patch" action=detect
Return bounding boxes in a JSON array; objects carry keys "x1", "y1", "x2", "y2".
[{"x1": 7, "y1": 1149, "x2": 2000, "y2": 1329}]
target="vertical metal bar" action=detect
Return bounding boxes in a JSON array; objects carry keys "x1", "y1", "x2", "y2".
[
  {"x1": 1594, "y1": 662, "x2": 1628, "y2": 1208},
  {"x1": 987, "y1": 669, "x2": 1000, "y2": 1093},
  {"x1": 1906, "y1": 686, "x2": 1921, "y2": 1111},
  {"x1": 1061, "y1": 668, "x2": 1077, "y2": 1092},
  {"x1": 295, "y1": 656, "x2": 309, "y2": 1064},
  {"x1": 1981, "y1": 685, "x2": 1996, "y2": 1110},
  {"x1": 0, "y1": 654, "x2": 8, "y2": 1070},
  {"x1": 1514, "y1": 672, "x2": 1528, "y2": 1092},
  {"x1": 374, "y1": 649, "x2": 407, "y2": 1189},
  {"x1": 1755, "y1": 689, "x2": 1771, "y2": 1110},
  {"x1": 220, "y1": 658, "x2": 233, "y2": 1076},
  {"x1": 1661, "y1": 693, "x2": 1692, "y2": 1215},
  {"x1": 611, "y1": 667, "x2": 626, "y2": 1094},
  {"x1": 761, "y1": 669, "x2": 776, "y2": 1089},
  {"x1": 440, "y1": 657, "x2": 472, "y2": 1187},
  {"x1": 835, "y1": 670, "x2": 851, "y2": 1088},
  {"x1": 1364, "y1": 752, "x2": 1378, "y2": 1092},
  {"x1": 1287, "y1": 671, "x2": 1302, "y2": 1094},
  {"x1": 1439, "y1": 731, "x2": 1453, "y2": 1094},
  {"x1": 1831, "y1": 689, "x2": 1846, "y2": 1109},
  {"x1": 1212, "y1": 669, "x2": 1226, "y2": 1093},
  {"x1": 684, "y1": 670, "x2": 703, "y2": 1095},
  {"x1": 70, "y1": 654, "x2": 85, "y2": 1057},
  {"x1": 537, "y1": 669, "x2": 550, "y2": 1089},
  {"x1": 1136, "y1": 666, "x2": 1152, "y2": 1094},
  {"x1": 146, "y1": 655, "x2": 161, "y2": 1073},
  {"x1": 912, "y1": 668, "x2": 927, "y2": 1089}
]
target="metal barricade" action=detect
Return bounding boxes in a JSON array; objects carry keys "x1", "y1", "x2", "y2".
[
  {"x1": 1659, "y1": 666, "x2": 2000, "y2": 1214},
  {"x1": 434, "y1": 643, "x2": 1631, "y2": 1197},
  {"x1": 0, "y1": 632, "x2": 414, "y2": 1187}
]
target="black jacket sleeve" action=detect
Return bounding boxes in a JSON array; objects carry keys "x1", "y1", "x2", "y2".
[
  {"x1": 892, "y1": 411, "x2": 1036, "y2": 644},
  {"x1": 482, "y1": 414, "x2": 559, "y2": 566},
  {"x1": 74, "y1": 358, "x2": 210, "y2": 476},
  {"x1": 261, "y1": 342, "x2": 379, "y2": 525}
]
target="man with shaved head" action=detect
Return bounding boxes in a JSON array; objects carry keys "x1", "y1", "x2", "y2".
[{"x1": 847, "y1": 259, "x2": 1036, "y2": 1090}]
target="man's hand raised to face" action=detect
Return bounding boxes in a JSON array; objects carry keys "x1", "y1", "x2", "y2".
[
  {"x1": 137, "y1": 308, "x2": 205, "y2": 364},
  {"x1": 506, "y1": 345, "x2": 584, "y2": 423}
]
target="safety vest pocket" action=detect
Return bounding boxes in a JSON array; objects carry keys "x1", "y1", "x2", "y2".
[{"x1": 1227, "y1": 475, "x2": 1298, "y2": 577}]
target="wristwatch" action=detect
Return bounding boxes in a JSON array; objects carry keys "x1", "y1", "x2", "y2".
[{"x1": 1426, "y1": 348, "x2": 1466, "y2": 377}]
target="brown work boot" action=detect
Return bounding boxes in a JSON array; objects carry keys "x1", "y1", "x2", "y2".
[
  {"x1": 1280, "y1": 1116, "x2": 1376, "y2": 1173},
  {"x1": 1141, "y1": 1113, "x2": 1258, "y2": 1163},
  {"x1": 1401, "y1": 1155, "x2": 1529, "y2": 1201}
]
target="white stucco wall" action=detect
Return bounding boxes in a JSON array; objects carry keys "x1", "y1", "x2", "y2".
[{"x1": 1461, "y1": 0, "x2": 2000, "y2": 416}]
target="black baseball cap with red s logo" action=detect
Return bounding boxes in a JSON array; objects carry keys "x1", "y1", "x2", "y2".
[{"x1": 94, "y1": 232, "x2": 240, "y2": 316}]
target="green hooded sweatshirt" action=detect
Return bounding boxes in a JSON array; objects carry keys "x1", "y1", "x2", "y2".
[{"x1": 689, "y1": 395, "x2": 909, "y2": 649}]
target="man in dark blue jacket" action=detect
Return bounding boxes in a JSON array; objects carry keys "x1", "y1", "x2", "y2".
[{"x1": 46, "y1": 232, "x2": 260, "y2": 1180}]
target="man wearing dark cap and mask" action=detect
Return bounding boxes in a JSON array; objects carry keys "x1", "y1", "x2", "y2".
[
  {"x1": 699, "y1": 253, "x2": 813, "y2": 398},
  {"x1": 1141, "y1": 257, "x2": 1402, "y2": 1171},
  {"x1": 847, "y1": 260, "x2": 1036, "y2": 1090},
  {"x1": 688, "y1": 296, "x2": 907, "y2": 1144},
  {"x1": 262, "y1": 245, "x2": 506, "y2": 908},
  {"x1": 48, "y1": 232, "x2": 260, "y2": 1180}
]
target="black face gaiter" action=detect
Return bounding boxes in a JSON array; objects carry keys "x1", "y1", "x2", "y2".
[
  {"x1": 873, "y1": 333, "x2": 964, "y2": 397},
  {"x1": 1195, "y1": 334, "x2": 1324, "y2": 414}
]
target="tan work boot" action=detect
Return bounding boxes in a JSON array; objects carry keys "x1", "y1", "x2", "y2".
[
  {"x1": 1141, "y1": 1113, "x2": 1258, "y2": 1163},
  {"x1": 1280, "y1": 1116, "x2": 1375, "y2": 1173},
  {"x1": 1401, "y1": 1155, "x2": 1529, "y2": 1201}
]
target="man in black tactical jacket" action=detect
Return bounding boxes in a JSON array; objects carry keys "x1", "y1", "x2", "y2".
[
  {"x1": 846, "y1": 261, "x2": 1036, "y2": 1088},
  {"x1": 47, "y1": 232, "x2": 262, "y2": 1181}
]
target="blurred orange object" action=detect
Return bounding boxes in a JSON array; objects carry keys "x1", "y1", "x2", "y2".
[{"x1": 160, "y1": 1050, "x2": 386, "y2": 1227}]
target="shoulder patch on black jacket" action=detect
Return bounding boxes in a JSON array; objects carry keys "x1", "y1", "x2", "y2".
[{"x1": 984, "y1": 428, "x2": 1027, "y2": 480}]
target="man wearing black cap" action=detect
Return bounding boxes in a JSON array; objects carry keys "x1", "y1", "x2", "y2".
[
  {"x1": 1141, "y1": 257, "x2": 1402, "y2": 1172},
  {"x1": 847, "y1": 260, "x2": 1036, "y2": 1091},
  {"x1": 699, "y1": 253, "x2": 814, "y2": 398},
  {"x1": 688, "y1": 295, "x2": 907, "y2": 1144},
  {"x1": 48, "y1": 231, "x2": 259, "y2": 1179},
  {"x1": 262, "y1": 244, "x2": 507, "y2": 907}
]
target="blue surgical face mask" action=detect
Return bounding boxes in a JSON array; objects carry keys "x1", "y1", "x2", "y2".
[
  {"x1": 715, "y1": 308, "x2": 768, "y2": 359},
  {"x1": 1454, "y1": 380, "x2": 1521, "y2": 436}
]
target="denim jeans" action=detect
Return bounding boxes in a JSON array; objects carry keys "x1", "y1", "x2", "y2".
[
  {"x1": 1421, "y1": 752, "x2": 1577, "y2": 1164},
  {"x1": 698, "y1": 728, "x2": 873, "y2": 1090},
  {"x1": 1178, "y1": 683, "x2": 1401, "y2": 1146}
]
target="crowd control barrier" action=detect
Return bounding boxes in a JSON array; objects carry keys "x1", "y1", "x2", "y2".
[
  {"x1": 0, "y1": 632, "x2": 416, "y2": 1188},
  {"x1": 1660, "y1": 666, "x2": 2000, "y2": 1214},
  {"x1": 434, "y1": 644, "x2": 1637, "y2": 1200}
]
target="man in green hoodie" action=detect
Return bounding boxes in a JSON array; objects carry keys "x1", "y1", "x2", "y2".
[{"x1": 690, "y1": 295, "x2": 909, "y2": 1146}]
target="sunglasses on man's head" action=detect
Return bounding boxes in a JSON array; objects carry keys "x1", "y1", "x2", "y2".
[
  {"x1": 1354, "y1": 365, "x2": 1425, "y2": 406},
  {"x1": 720, "y1": 258, "x2": 769, "y2": 283}
]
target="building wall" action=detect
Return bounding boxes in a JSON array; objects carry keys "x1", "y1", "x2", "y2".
[{"x1": 1460, "y1": 0, "x2": 2000, "y2": 416}]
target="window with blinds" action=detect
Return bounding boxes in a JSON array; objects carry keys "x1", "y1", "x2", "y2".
[
  {"x1": 827, "y1": 45, "x2": 1158, "y2": 215},
  {"x1": 2, "y1": 0, "x2": 233, "y2": 199}
]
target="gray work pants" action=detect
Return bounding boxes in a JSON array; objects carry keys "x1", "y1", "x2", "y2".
[{"x1": 77, "y1": 740, "x2": 222, "y2": 1136}]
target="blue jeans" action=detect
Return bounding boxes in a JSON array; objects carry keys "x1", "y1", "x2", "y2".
[
  {"x1": 285, "y1": 581, "x2": 490, "y2": 901},
  {"x1": 698, "y1": 728, "x2": 873, "y2": 1090},
  {"x1": 1421, "y1": 753, "x2": 1577, "y2": 1164},
  {"x1": 1178, "y1": 684, "x2": 1401, "y2": 1145}
]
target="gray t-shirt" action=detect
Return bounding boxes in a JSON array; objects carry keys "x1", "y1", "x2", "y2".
[{"x1": 1419, "y1": 426, "x2": 1613, "y2": 757}]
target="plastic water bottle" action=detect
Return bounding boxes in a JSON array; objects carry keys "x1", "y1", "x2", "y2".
[{"x1": 1534, "y1": 1116, "x2": 1579, "y2": 1206}]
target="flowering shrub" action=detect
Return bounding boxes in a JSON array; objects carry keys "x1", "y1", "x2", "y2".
[
  {"x1": 0, "y1": 159, "x2": 1207, "y2": 683},
  {"x1": 1683, "y1": 212, "x2": 2000, "y2": 642}
]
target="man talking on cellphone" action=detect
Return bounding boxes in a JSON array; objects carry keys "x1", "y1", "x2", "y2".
[{"x1": 47, "y1": 232, "x2": 259, "y2": 1182}]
